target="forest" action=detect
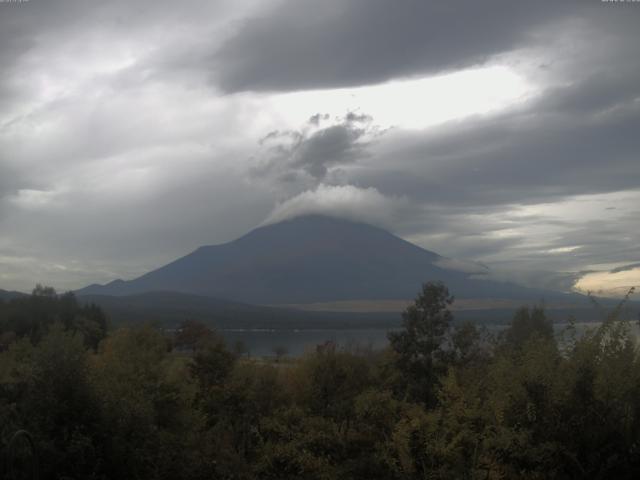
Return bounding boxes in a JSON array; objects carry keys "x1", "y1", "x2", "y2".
[{"x1": 0, "y1": 283, "x2": 639, "y2": 479}]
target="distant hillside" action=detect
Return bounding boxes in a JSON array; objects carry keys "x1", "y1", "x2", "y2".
[
  {"x1": 0, "y1": 289, "x2": 27, "y2": 301},
  {"x1": 78, "y1": 290, "x2": 616, "y2": 330},
  {"x1": 78, "y1": 291, "x2": 400, "y2": 330},
  {"x1": 77, "y1": 215, "x2": 585, "y2": 306}
]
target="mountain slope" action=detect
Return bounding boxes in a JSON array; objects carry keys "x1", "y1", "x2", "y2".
[
  {"x1": 77, "y1": 215, "x2": 579, "y2": 304},
  {"x1": 0, "y1": 289, "x2": 27, "y2": 301}
]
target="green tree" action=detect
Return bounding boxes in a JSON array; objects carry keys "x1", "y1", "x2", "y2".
[
  {"x1": 174, "y1": 319, "x2": 214, "y2": 352},
  {"x1": 191, "y1": 333, "x2": 237, "y2": 390},
  {"x1": 0, "y1": 286, "x2": 108, "y2": 349},
  {"x1": 91, "y1": 325, "x2": 200, "y2": 479},
  {"x1": 388, "y1": 282, "x2": 454, "y2": 406},
  {"x1": 23, "y1": 324, "x2": 102, "y2": 479},
  {"x1": 503, "y1": 305, "x2": 553, "y2": 350}
]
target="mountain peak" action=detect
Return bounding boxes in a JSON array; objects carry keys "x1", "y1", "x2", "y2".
[
  {"x1": 233, "y1": 214, "x2": 404, "y2": 248},
  {"x1": 76, "y1": 214, "x2": 565, "y2": 305}
]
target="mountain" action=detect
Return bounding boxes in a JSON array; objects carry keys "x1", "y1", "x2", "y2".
[
  {"x1": 0, "y1": 289, "x2": 27, "y2": 301},
  {"x1": 77, "y1": 215, "x2": 582, "y2": 305}
]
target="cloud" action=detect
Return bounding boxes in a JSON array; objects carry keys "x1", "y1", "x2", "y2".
[
  {"x1": 479, "y1": 269, "x2": 586, "y2": 295},
  {"x1": 263, "y1": 184, "x2": 409, "y2": 229},
  {"x1": 357, "y1": 92, "x2": 640, "y2": 208},
  {"x1": 0, "y1": 0, "x2": 639, "y2": 297},
  {"x1": 611, "y1": 262, "x2": 640, "y2": 274},
  {"x1": 251, "y1": 113, "x2": 381, "y2": 188},
  {"x1": 433, "y1": 257, "x2": 488, "y2": 275},
  {"x1": 575, "y1": 267, "x2": 640, "y2": 298},
  {"x1": 214, "y1": 0, "x2": 577, "y2": 92},
  {"x1": 389, "y1": 189, "x2": 640, "y2": 295},
  {"x1": 0, "y1": 0, "x2": 246, "y2": 121},
  {"x1": 0, "y1": 163, "x2": 22, "y2": 200}
]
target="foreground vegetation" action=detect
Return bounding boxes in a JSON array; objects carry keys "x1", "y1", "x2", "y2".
[{"x1": 0, "y1": 283, "x2": 639, "y2": 479}]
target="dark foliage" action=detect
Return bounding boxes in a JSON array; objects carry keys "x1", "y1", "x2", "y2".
[{"x1": 1, "y1": 283, "x2": 639, "y2": 479}]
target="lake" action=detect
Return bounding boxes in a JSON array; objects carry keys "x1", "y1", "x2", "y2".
[{"x1": 218, "y1": 321, "x2": 640, "y2": 357}]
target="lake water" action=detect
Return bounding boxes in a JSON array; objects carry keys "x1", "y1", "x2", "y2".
[
  {"x1": 219, "y1": 321, "x2": 640, "y2": 357},
  {"x1": 220, "y1": 328, "x2": 392, "y2": 357}
]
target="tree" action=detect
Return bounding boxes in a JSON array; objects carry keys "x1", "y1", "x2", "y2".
[
  {"x1": 449, "y1": 321, "x2": 487, "y2": 368},
  {"x1": 299, "y1": 342, "x2": 371, "y2": 421},
  {"x1": 32, "y1": 284, "x2": 56, "y2": 298},
  {"x1": 91, "y1": 325, "x2": 199, "y2": 479},
  {"x1": 25, "y1": 324, "x2": 102, "y2": 479},
  {"x1": 503, "y1": 305, "x2": 553, "y2": 350},
  {"x1": 174, "y1": 319, "x2": 213, "y2": 352},
  {"x1": 0, "y1": 286, "x2": 108, "y2": 348},
  {"x1": 388, "y1": 282, "x2": 454, "y2": 406},
  {"x1": 190, "y1": 334, "x2": 236, "y2": 390}
]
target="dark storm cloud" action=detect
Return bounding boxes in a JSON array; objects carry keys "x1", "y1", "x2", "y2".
[
  {"x1": 611, "y1": 263, "x2": 640, "y2": 274},
  {"x1": 214, "y1": 0, "x2": 580, "y2": 92},
  {"x1": 538, "y1": 73, "x2": 640, "y2": 117},
  {"x1": 253, "y1": 113, "x2": 379, "y2": 183},
  {"x1": 295, "y1": 125, "x2": 364, "y2": 178},
  {"x1": 357, "y1": 83, "x2": 640, "y2": 207},
  {"x1": 219, "y1": 0, "x2": 640, "y2": 223},
  {"x1": 354, "y1": 85, "x2": 640, "y2": 277},
  {"x1": 474, "y1": 269, "x2": 585, "y2": 294}
]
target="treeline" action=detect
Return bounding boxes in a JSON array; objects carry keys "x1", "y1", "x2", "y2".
[{"x1": 0, "y1": 283, "x2": 639, "y2": 479}]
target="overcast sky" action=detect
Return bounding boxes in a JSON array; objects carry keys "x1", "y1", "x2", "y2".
[{"x1": 1, "y1": 0, "x2": 639, "y2": 296}]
